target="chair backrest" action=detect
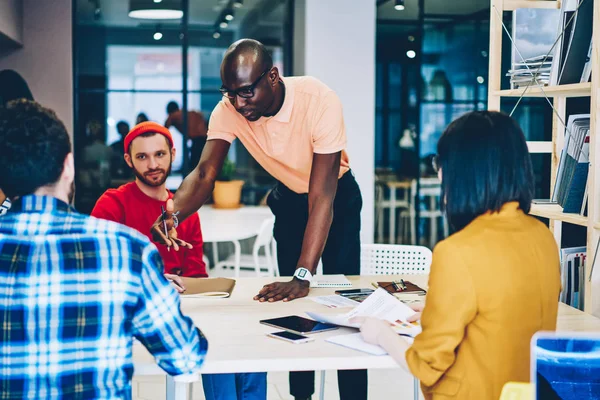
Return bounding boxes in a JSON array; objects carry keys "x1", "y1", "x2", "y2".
[
  {"x1": 254, "y1": 216, "x2": 275, "y2": 248},
  {"x1": 361, "y1": 244, "x2": 432, "y2": 275}
]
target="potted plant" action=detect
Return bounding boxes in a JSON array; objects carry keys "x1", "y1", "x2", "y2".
[{"x1": 212, "y1": 158, "x2": 244, "y2": 208}]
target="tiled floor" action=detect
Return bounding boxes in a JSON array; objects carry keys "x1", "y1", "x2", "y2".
[{"x1": 132, "y1": 266, "x2": 422, "y2": 400}]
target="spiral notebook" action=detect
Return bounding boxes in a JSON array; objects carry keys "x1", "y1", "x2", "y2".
[{"x1": 310, "y1": 274, "x2": 352, "y2": 288}]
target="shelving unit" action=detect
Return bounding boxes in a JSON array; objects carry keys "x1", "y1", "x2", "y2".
[{"x1": 488, "y1": 0, "x2": 600, "y2": 316}]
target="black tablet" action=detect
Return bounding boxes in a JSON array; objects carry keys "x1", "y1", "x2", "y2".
[{"x1": 260, "y1": 315, "x2": 338, "y2": 335}]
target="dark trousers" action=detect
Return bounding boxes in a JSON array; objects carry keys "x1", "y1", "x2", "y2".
[{"x1": 267, "y1": 171, "x2": 367, "y2": 400}]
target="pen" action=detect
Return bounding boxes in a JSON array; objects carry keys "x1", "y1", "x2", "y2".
[
  {"x1": 160, "y1": 205, "x2": 170, "y2": 252},
  {"x1": 400, "y1": 279, "x2": 407, "y2": 291}
]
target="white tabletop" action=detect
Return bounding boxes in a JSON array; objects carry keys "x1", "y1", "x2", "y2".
[
  {"x1": 198, "y1": 206, "x2": 273, "y2": 243},
  {"x1": 133, "y1": 275, "x2": 600, "y2": 375}
]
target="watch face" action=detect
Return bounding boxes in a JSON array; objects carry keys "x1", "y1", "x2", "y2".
[{"x1": 298, "y1": 269, "x2": 307, "y2": 278}]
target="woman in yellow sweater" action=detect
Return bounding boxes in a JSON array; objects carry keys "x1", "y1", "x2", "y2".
[{"x1": 355, "y1": 111, "x2": 561, "y2": 399}]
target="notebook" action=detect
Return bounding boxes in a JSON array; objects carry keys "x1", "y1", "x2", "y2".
[
  {"x1": 310, "y1": 274, "x2": 352, "y2": 288},
  {"x1": 180, "y1": 277, "x2": 236, "y2": 298},
  {"x1": 373, "y1": 281, "x2": 426, "y2": 295}
]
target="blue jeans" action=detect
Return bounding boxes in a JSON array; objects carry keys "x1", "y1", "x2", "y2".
[{"x1": 202, "y1": 373, "x2": 267, "y2": 400}]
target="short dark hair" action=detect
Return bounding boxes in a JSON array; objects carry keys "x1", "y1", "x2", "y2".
[
  {"x1": 437, "y1": 111, "x2": 534, "y2": 232},
  {"x1": 0, "y1": 100, "x2": 71, "y2": 198},
  {"x1": 167, "y1": 101, "x2": 179, "y2": 114}
]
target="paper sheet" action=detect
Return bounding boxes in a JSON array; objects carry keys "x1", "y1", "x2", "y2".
[
  {"x1": 307, "y1": 288, "x2": 421, "y2": 336},
  {"x1": 326, "y1": 333, "x2": 414, "y2": 356},
  {"x1": 310, "y1": 295, "x2": 360, "y2": 309}
]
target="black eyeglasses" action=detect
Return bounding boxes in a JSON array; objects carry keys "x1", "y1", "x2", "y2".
[
  {"x1": 432, "y1": 155, "x2": 440, "y2": 173},
  {"x1": 219, "y1": 68, "x2": 271, "y2": 99}
]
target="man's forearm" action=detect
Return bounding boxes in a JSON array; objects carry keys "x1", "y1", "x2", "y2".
[
  {"x1": 172, "y1": 169, "x2": 215, "y2": 222},
  {"x1": 296, "y1": 197, "x2": 334, "y2": 274}
]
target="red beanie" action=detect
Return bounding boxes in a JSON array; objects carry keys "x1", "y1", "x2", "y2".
[{"x1": 124, "y1": 121, "x2": 174, "y2": 153}]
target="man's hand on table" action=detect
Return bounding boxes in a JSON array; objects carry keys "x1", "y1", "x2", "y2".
[{"x1": 253, "y1": 278, "x2": 310, "y2": 302}]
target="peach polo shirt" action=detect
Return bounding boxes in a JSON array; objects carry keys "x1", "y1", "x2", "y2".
[{"x1": 207, "y1": 76, "x2": 350, "y2": 194}]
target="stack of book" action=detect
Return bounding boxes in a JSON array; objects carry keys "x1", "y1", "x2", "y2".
[{"x1": 507, "y1": 55, "x2": 553, "y2": 88}]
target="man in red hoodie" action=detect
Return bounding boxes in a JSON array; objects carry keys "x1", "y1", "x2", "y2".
[{"x1": 92, "y1": 122, "x2": 207, "y2": 291}]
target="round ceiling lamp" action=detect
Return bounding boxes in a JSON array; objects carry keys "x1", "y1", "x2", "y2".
[{"x1": 129, "y1": 0, "x2": 183, "y2": 20}]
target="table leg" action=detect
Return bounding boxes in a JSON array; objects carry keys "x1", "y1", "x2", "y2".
[
  {"x1": 212, "y1": 242, "x2": 219, "y2": 269},
  {"x1": 389, "y1": 186, "x2": 396, "y2": 244},
  {"x1": 166, "y1": 376, "x2": 190, "y2": 400},
  {"x1": 233, "y1": 240, "x2": 242, "y2": 277}
]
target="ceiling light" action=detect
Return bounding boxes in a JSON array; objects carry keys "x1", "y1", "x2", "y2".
[
  {"x1": 213, "y1": 31, "x2": 221, "y2": 39},
  {"x1": 233, "y1": 0, "x2": 243, "y2": 8},
  {"x1": 219, "y1": 20, "x2": 228, "y2": 29},
  {"x1": 477, "y1": 76, "x2": 485, "y2": 84},
  {"x1": 129, "y1": 0, "x2": 183, "y2": 20},
  {"x1": 406, "y1": 50, "x2": 416, "y2": 59},
  {"x1": 395, "y1": 0, "x2": 405, "y2": 11},
  {"x1": 224, "y1": 9, "x2": 234, "y2": 21}
]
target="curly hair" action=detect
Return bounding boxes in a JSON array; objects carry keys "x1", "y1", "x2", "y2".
[{"x1": 0, "y1": 99, "x2": 71, "y2": 198}]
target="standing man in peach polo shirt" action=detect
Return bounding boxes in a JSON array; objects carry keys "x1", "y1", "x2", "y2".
[{"x1": 151, "y1": 39, "x2": 365, "y2": 400}]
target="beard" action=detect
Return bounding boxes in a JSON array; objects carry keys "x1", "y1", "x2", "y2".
[{"x1": 132, "y1": 163, "x2": 172, "y2": 187}]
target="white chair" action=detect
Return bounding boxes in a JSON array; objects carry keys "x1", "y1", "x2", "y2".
[
  {"x1": 361, "y1": 243, "x2": 432, "y2": 275},
  {"x1": 220, "y1": 217, "x2": 278, "y2": 277},
  {"x1": 319, "y1": 244, "x2": 432, "y2": 400},
  {"x1": 375, "y1": 181, "x2": 412, "y2": 244},
  {"x1": 407, "y1": 178, "x2": 449, "y2": 248}
]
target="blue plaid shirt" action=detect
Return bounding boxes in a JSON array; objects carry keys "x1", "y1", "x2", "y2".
[{"x1": 0, "y1": 195, "x2": 208, "y2": 399}]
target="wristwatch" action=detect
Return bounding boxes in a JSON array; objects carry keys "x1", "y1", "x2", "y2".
[{"x1": 293, "y1": 267, "x2": 313, "y2": 283}]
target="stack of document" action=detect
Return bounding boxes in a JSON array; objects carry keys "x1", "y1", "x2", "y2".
[
  {"x1": 508, "y1": 55, "x2": 553, "y2": 89},
  {"x1": 307, "y1": 288, "x2": 421, "y2": 337}
]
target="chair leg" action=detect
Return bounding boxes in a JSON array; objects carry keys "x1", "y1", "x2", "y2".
[
  {"x1": 253, "y1": 246, "x2": 261, "y2": 277},
  {"x1": 232, "y1": 240, "x2": 241, "y2": 278},
  {"x1": 319, "y1": 371, "x2": 326, "y2": 400}
]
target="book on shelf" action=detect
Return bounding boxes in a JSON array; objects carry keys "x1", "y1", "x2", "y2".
[
  {"x1": 559, "y1": 246, "x2": 586, "y2": 310},
  {"x1": 550, "y1": 0, "x2": 594, "y2": 86},
  {"x1": 552, "y1": 113, "x2": 590, "y2": 214}
]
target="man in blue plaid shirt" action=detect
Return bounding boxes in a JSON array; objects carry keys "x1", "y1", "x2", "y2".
[{"x1": 0, "y1": 99, "x2": 208, "y2": 399}]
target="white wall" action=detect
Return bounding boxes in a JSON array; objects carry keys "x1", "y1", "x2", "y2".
[
  {"x1": 0, "y1": 0, "x2": 73, "y2": 136},
  {"x1": 294, "y1": 0, "x2": 376, "y2": 243},
  {"x1": 0, "y1": 0, "x2": 23, "y2": 45}
]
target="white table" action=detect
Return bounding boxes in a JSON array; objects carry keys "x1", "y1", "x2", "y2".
[
  {"x1": 133, "y1": 275, "x2": 600, "y2": 399},
  {"x1": 198, "y1": 206, "x2": 273, "y2": 273}
]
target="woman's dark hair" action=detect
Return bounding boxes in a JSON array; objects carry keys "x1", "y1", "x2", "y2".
[
  {"x1": 437, "y1": 111, "x2": 534, "y2": 232},
  {"x1": 0, "y1": 99, "x2": 71, "y2": 198},
  {"x1": 0, "y1": 69, "x2": 34, "y2": 106}
]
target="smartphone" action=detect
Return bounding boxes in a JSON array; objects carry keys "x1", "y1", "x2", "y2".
[
  {"x1": 335, "y1": 288, "x2": 374, "y2": 296},
  {"x1": 268, "y1": 331, "x2": 315, "y2": 344}
]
